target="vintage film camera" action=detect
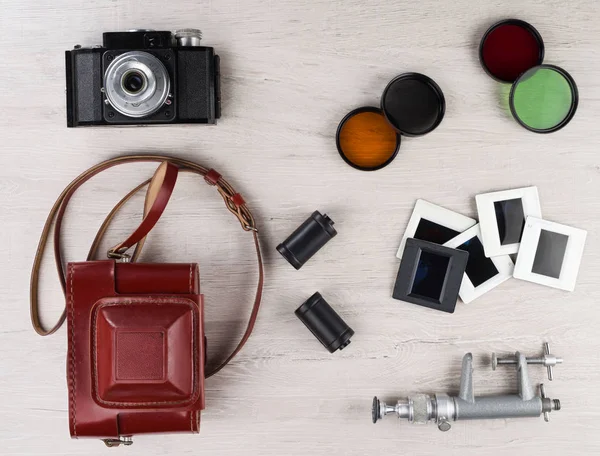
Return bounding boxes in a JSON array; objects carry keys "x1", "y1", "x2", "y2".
[{"x1": 65, "y1": 29, "x2": 221, "y2": 127}]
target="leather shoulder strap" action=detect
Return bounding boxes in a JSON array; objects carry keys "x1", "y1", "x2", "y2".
[
  {"x1": 30, "y1": 155, "x2": 263, "y2": 378},
  {"x1": 108, "y1": 161, "x2": 178, "y2": 259}
]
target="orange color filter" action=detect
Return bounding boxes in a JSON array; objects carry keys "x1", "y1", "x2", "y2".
[{"x1": 336, "y1": 107, "x2": 400, "y2": 171}]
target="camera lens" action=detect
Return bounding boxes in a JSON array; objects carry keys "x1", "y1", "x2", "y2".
[
  {"x1": 122, "y1": 71, "x2": 146, "y2": 94},
  {"x1": 104, "y1": 51, "x2": 170, "y2": 118}
]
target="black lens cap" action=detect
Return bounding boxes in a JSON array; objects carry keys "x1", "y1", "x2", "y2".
[{"x1": 381, "y1": 73, "x2": 445, "y2": 137}]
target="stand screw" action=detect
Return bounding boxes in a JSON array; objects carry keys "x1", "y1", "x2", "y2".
[
  {"x1": 543, "y1": 342, "x2": 554, "y2": 380},
  {"x1": 540, "y1": 384, "x2": 550, "y2": 422},
  {"x1": 438, "y1": 419, "x2": 451, "y2": 432},
  {"x1": 492, "y1": 343, "x2": 562, "y2": 381}
]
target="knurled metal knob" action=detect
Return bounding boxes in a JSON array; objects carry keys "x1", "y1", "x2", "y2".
[
  {"x1": 175, "y1": 29, "x2": 202, "y2": 47},
  {"x1": 492, "y1": 343, "x2": 562, "y2": 380}
]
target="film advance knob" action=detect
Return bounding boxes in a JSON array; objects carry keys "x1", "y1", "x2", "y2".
[{"x1": 175, "y1": 29, "x2": 202, "y2": 46}]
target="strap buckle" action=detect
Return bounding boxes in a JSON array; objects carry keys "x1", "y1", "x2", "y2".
[
  {"x1": 107, "y1": 249, "x2": 131, "y2": 262},
  {"x1": 102, "y1": 436, "x2": 133, "y2": 447}
]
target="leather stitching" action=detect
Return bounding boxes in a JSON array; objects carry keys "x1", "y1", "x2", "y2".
[
  {"x1": 189, "y1": 264, "x2": 192, "y2": 294},
  {"x1": 92, "y1": 297, "x2": 200, "y2": 407},
  {"x1": 190, "y1": 410, "x2": 193, "y2": 432},
  {"x1": 69, "y1": 264, "x2": 78, "y2": 437},
  {"x1": 91, "y1": 297, "x2": 201, "y2": 407}
]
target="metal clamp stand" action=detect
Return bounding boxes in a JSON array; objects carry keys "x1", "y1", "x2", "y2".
[{"x1": 372, "y1": 344, "x2": 562, "y2": 431}]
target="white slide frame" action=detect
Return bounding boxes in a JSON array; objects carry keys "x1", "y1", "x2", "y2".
[
  {"x1": 396, "y1": 199, "x2": 476, "y2": 259},
  {"x1": 513, "y1": 217, "x2": 587, "y2": 291},
  {"x1": 444, "y1": 224, "x2": 514, "y2": 303},
  {"x1": 476, "y1": 186, "x2": 541, "y2": 257}
]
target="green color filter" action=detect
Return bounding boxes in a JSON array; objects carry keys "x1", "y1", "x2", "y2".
[{"x1": 510, "y1": 65, "x2": 578, "y2": 133}]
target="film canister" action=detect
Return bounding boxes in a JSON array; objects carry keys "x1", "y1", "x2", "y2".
[
  {"x1": 336, "y1": 73, "x2": 445, "y2": 171},
  {"x1": 295, "y1": 292, "x2": 354, "y2": 353},
  {"x1": 479, "y1": 19, "x2": 578, "y2": 133},
  {"x1": 277, "y1": 211, "x2": 337, "y2": 269}
]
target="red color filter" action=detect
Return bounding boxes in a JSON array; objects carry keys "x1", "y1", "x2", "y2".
[{"x1": 480, "y1": 19, "x2": 544, "y2": 83}]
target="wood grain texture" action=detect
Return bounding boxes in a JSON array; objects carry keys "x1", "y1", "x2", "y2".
[{"x1": 1, "y1": 0, "x2": 599, "y2": 454}]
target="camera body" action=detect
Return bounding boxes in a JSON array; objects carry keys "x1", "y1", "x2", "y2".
[{"x1": 65, "y1": 30, "x2": 220, "y2": 127}]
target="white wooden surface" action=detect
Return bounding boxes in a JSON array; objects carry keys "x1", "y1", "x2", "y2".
[{"x1": 1, "y1": 1, "x2": 599, "y2": 454}]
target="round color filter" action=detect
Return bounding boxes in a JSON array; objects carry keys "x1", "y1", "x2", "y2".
[
  {"x1": 509, "y1": 65, "x2": 578, "y2": 133},
  {"x1": 479, "y1": 19, "x2": 544, "y2": 83},
  {"x1": 336, "y1": 107, "x2": 400, "y2": 171},
  {"x1": 381, "y1": 73, "x2": 445, "y2": 136}
]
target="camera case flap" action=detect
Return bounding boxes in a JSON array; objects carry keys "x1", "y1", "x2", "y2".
[{"x1": 93, "y1": 295, "x2": 201, "y2": 406}]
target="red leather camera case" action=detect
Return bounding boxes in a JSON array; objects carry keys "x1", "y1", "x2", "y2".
[
  {"x1": 67, "y1": 260, "x2": 205, "y2": 438},
  {"x1": 31, "y1": 158, "x2": 264, "y2": 443}
]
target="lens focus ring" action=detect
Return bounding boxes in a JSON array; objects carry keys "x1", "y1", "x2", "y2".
[{"x1": 104, "y1": 51, "x2": 170, "y2": 118}]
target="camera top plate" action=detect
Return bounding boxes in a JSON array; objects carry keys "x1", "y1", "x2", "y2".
[{"x1": 103, "y1": 31, "x2": 175, "y2": 50}]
